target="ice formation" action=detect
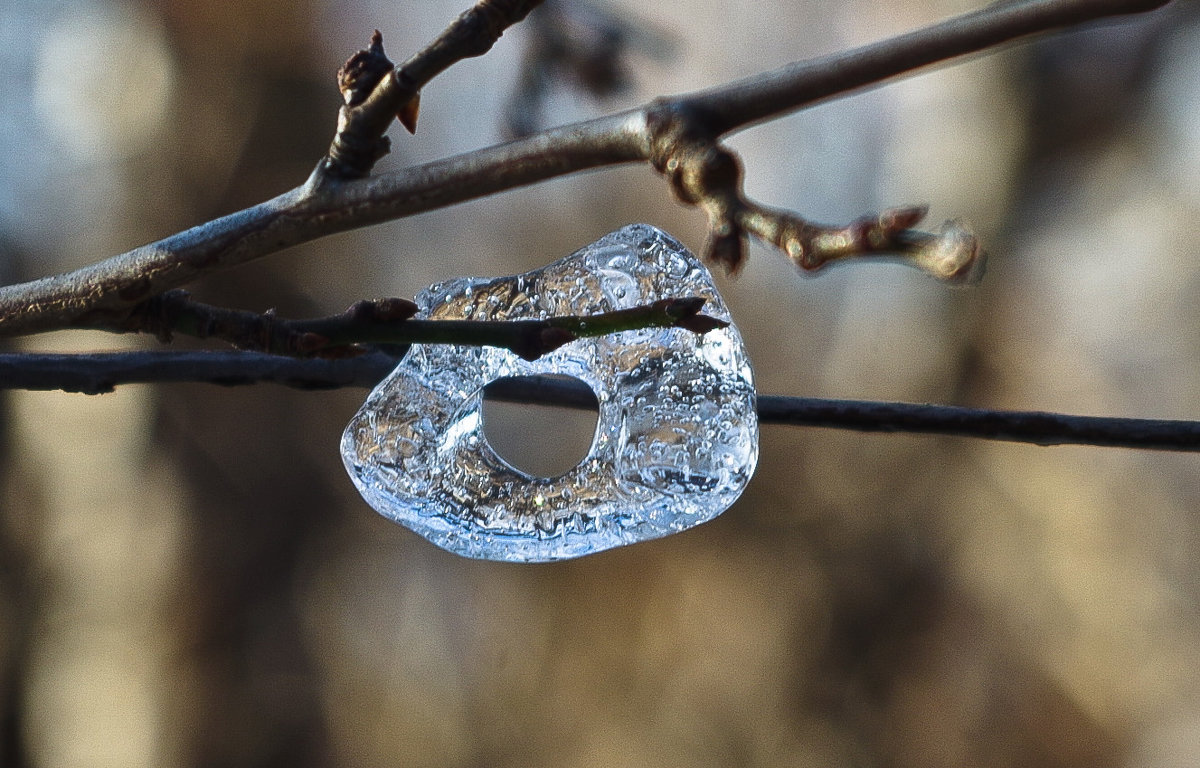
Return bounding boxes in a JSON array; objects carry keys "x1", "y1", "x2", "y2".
[{"x1": 341, "y1": 224, "x2": 758, "y2": 561}]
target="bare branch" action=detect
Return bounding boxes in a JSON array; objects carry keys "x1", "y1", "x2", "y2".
[
  {"x1": 0, "y1": 0, "x2": 1170, "y2": 340},
  {"x1": 323, "y1": 1, "x2": 547, "y2": 178},
  {"x1": 83, "y1": 290, "x2": 724, "y2": 362},
  {"x1": 642, "y1": 120, "x2": 985, "y2": 276},
  {"x1": 739, "y1": 205, "x2": 983, "y2": 282},
  {"x1": 756, "y1": 395, "x2": 1200, "y2": 451},
  {"x1": 2, "y1": 351, "x2": 1196, "y2": 452},
  {"x1": 0, "y1": 116, "x2": 645, "y2": 339},
  {"x1": 680, "y1": 0, "x2": 1174, "y2": 135},
  {"x1": 0, "y1": 351, "x2": 399, "y2": 394}
]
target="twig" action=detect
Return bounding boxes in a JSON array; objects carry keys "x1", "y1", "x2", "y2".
[
  {"x1": 0, "y1": 0, "x2": 1168, "y2": 340},
  {"x1": 641, "y1": 121, "x2": 985, "y2": 274},
  {"x1": 88, "y1": 290, "x2": 725, "y2": 362},
  {"x1": 323, "y1": 0, "x2": 547, "y2": 178},
  {"x1": 754, "y1": 395, "x2": 1200, "y2": 451},
  {"x1": 2, "y1": 351, "x2": 1196, "y2": 452}
]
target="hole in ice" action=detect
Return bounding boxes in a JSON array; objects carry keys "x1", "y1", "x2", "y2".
[{"x1": 481, "y1": 375, "x2": 600, "y2": 479}]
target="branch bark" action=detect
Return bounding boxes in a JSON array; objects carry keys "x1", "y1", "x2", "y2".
[
  {"x1": 0, "y1": 0, "x2": 1170, "y2": 340},
  {"x1": 2, "y1": 351, "x2": 1195, "y2": 452}
]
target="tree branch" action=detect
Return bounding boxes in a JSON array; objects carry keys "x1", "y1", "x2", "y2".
[
  {"x1": 2, "y1": 351, "x2": 1196, "y2": 452},
  {"x1": 323, "y1": 0, "x2": 547, "y2": 178},
  {"x1": 85, "y1": 290, "x2": 724, "y2": 362},
  {"x1": 682, "y1": 0, "x2": 1173, "y2": 136},
  {"x1": 0, "y1": 351, "x2": 400, "y2": 394},
  {"x1": 0, "y1": 0, "x2": 1170, "y2": 338}
]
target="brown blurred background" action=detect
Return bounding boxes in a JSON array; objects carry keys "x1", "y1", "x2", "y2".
[{"x1": 2, "y1": 0, "x2": 1199, "y2": 766}]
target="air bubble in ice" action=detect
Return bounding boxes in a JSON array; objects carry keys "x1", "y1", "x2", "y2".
[{"x1": 341, "y1": 224, "x2": 758, "y2": 562}]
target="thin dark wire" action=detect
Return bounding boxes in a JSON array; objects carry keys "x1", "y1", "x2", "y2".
[{"x1": 1, "y1": 351, "x2": 1197, "y2": 452}]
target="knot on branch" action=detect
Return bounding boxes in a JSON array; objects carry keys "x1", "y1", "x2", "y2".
[{"x1": 648, "y1": 103, "x2": 750, "y2": 273}]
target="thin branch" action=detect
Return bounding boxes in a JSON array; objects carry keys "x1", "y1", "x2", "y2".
[
  {"x1": 755, "y1": 395, "x2": 1200, "y2": 451},
  {"x1": 2, "y1": 351, "x2": 1196, "y2": 452},
  {"x1": 324, "y1": 0, "x2": 547, "y2": 178},
  {"x1": 87, "y1": 290, "x2": 725, "y2": 362},
  {"x1": 0, "y1": 351, "x2": 400, "y2": 394},
  {"x1": 641, "y1": 122, "x2": 984, "y2": 274},
  {"x1": 737, "y1": 205, "x2": 983, "y2": 282},
  {"x1": 0, "y1": 0, "x2": 1170, "y2": 339},
  {"x1": 682, "y1": 0, "x2": 1173, "y2": 135}
]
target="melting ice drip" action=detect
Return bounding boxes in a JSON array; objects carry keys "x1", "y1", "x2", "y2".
[{"x1": 341, "y1": 224, "x2": 759, "y2": 562}]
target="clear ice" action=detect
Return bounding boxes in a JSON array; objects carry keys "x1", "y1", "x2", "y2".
[{"x1": 341, "y1": 224, "x2": 759, "y2": 562}]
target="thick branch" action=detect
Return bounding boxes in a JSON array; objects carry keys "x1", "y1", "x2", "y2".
[
  {"x1": 2, "y1": 351, "x2": 1196, "y2": 452},
  {"x1": 0, "y1": 0, "x2": 1170, "y2": 338},
  {"x1": 0, "y1": 116, "x2": 645, "y2": 339}
]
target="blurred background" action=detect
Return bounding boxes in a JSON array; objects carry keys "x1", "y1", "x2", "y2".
[{"x1": 2, "y1": 0, "x2": 1199, "y2": 765}]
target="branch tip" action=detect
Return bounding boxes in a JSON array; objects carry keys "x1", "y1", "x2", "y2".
[
  {"x1": 675, "y1": 313, "x2": 729, "y2": 335},
  {"x1": 907, "y1": 220, "x2": 985, "y2": 284}
]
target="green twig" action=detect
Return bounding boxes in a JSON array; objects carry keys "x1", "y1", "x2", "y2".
[{"x1": 102, "y1": 290, "x2": 725, "y2": 362}]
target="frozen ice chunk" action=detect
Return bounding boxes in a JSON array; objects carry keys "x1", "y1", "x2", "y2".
[{"x1": 341, "y1": 224, "x2": 758, "y2": 562}]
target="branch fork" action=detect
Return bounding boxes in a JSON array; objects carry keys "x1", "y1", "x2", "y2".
[{"x1": 322, "y1": 1, "x2": 546, "y2": 180}]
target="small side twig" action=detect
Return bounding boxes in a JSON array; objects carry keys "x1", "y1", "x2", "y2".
[
  {"x1": 322, "y1": 0, "x2": 546, "y2": 179},
  {"x1": 645, "y1": 110, "x2": 983, "y2": 279},
  {"x1": 91, "y1": 290, "x2": 725, "y2": 362},
  {"x1": 739, "y1": 204, "x2": 983, "y2": 282}
]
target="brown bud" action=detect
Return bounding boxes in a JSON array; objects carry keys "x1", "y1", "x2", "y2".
[
  {"x1": 656, "y1": 296, "x2": 706, "y2": 320},
  {"x1": 880, "y1": 205, "x2": 928, "y2": 233},
  {"x1": 371, "y1": 297, "x2": 420, "y2": 321},
  {"x1": 397, "y1": 93, "x2": 421, "y2": 134},
  {"x1": 338, "y1": 30, "x2": 394, "y2": 107}
]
